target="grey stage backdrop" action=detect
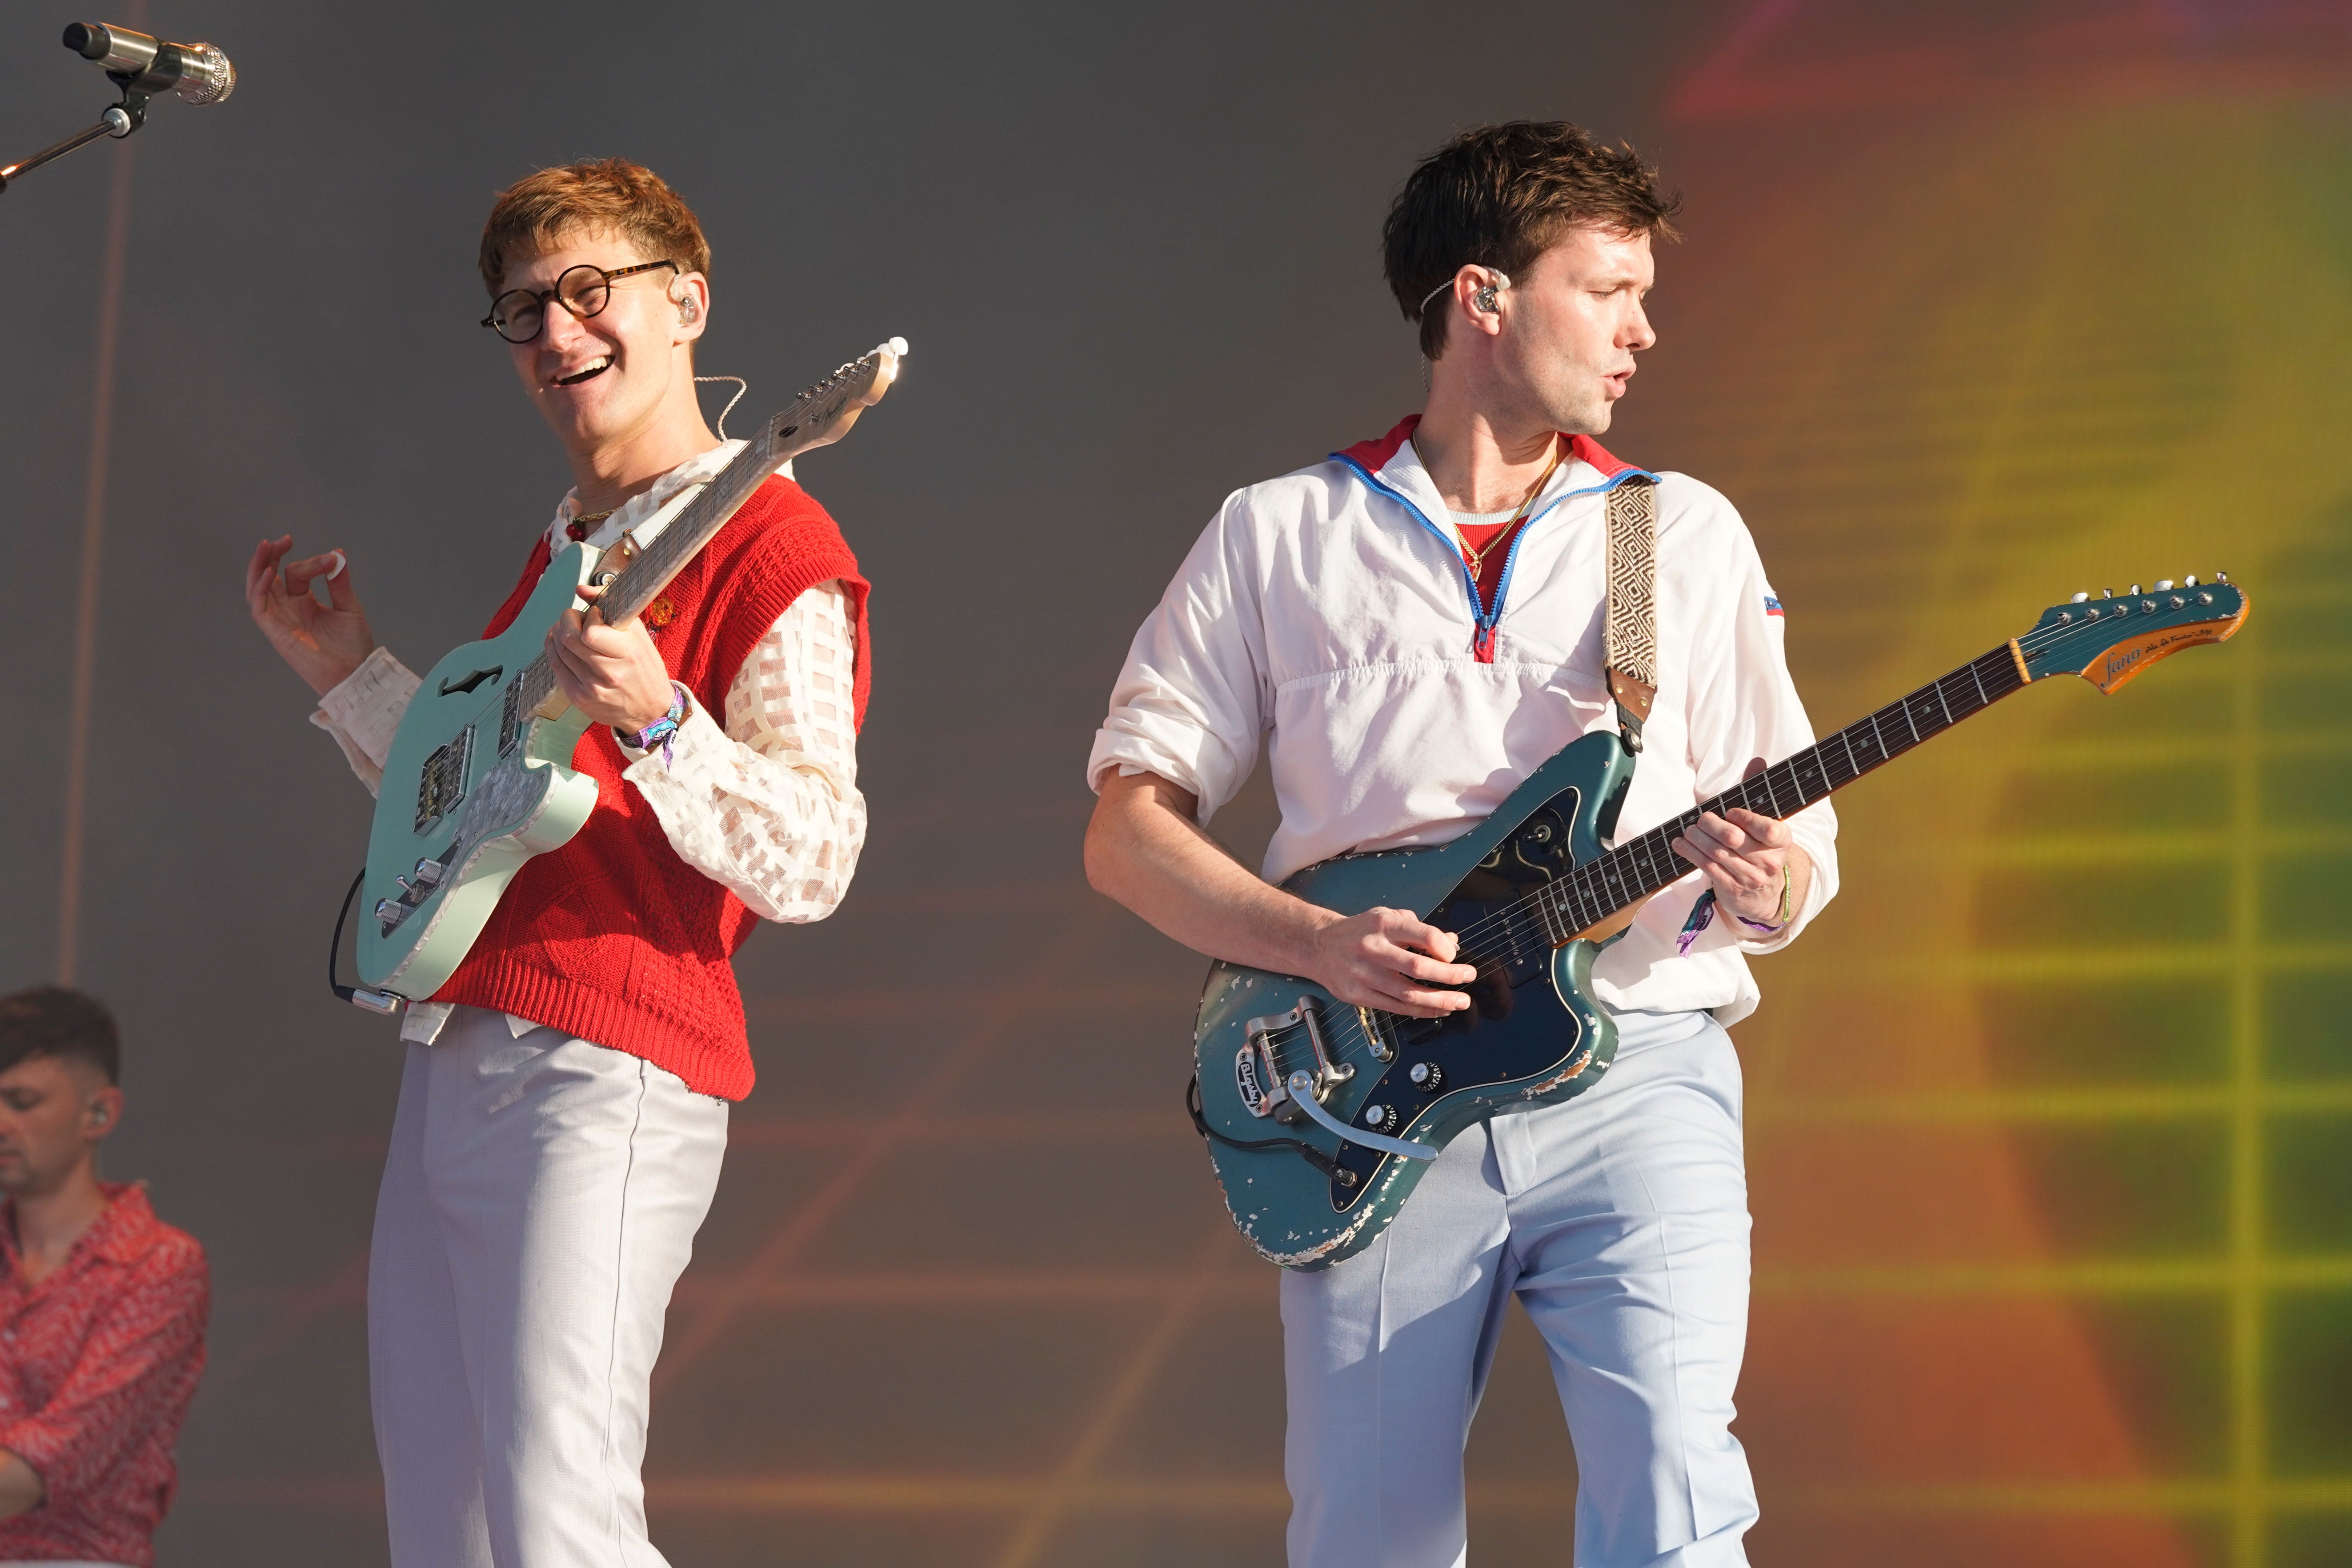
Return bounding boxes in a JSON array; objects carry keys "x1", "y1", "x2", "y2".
[{"x1": 0, "y1": 4, "x2": 1701, "y2": 1564}]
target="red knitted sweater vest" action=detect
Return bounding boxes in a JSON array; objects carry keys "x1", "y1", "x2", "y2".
[{"x1": 429, "y1": 474, "x2": 870, "y2": 1100}]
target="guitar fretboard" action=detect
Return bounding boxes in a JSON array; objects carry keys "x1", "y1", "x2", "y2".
[
  {"x1": 500, "y1": 347, "x2": 883, "y2": 728},
  {"x1": 1516, "y1": 641, "x2": 2030, "y2": 948},
  {"x1": 502, "y1": 424, "x2": 792, "y2": 724}
]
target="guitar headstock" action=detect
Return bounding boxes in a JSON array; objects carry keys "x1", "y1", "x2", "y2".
[
  {"x1": 766, "y1": 336, "x2": 907, "y2": 463},
  {"x1": 2017, "y1": 574, "x2": 2249, "y2": 693}
]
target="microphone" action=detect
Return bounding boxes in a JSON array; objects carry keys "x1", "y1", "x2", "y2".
[{"x1": 61, "y1": 21, "x2": 236, "y2": 105}]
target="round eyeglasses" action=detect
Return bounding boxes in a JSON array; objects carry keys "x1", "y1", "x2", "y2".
[{"x1": 481, "y1": 260, "x2": 680, "y2": 344}]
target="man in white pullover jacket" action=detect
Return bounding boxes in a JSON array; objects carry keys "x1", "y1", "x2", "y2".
[{"x1": 1086, "y1": 122, "x2": 1836, "y2": 1568}]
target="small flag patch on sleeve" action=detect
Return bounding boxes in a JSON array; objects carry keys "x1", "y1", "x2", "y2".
[{"x1": 1763, "y1": 595, "x2": 1785, "y2": 618}]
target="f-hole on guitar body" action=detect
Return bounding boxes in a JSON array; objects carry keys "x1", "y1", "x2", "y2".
[{"x1": 353, "y1": 339, "x2": 906, "y2": 999}]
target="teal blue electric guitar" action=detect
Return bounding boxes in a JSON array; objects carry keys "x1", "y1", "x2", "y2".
[
  {"x1": 1193, "y1": 575, "x2": 2248, "y2": 1268},
  {"x1": 351, "y1": 339, "x2": 905, "y2": 1003}
]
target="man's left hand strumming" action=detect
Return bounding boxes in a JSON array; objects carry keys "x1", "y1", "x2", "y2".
[
  {"x1": 548, "y1": 580, "x2": 678, "y2": 732},
  {"x1": 1672, "y1": 807, "x2": 1813, "y2": 933}
]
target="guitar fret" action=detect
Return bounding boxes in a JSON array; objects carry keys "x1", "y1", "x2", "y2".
[
  {"x1": 1627, "y1": 840, "x2": 1656, "y2": 899},
  {"x1": 1514, "y1": 631, "x2": 2064, "y2": 968},
  {"x1": 603, "y1": 428, "x2": 775, "y2": 625}
]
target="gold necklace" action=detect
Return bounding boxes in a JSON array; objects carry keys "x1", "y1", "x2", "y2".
[{"x1": 1455, "y1": 446, "x2": 1563, "y2": 571}]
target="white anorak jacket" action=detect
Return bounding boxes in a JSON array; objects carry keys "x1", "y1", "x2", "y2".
[{"x1": 1088, "y1": 417, "x2": 1838, "y2": 1024}]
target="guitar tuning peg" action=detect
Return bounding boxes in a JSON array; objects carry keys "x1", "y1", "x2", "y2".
[
  {"x1": 2216, "y1": 570, "x2": 2228, "y2": 582},
  {"x1": 2184, "y1": 574, "x2": 2199, "y2": 586},
  {"x1": 2071, "y1": 592, "x2": 2090, "y2": 603},
  {"x1": 2101, "y1": 588, "x2": 2114, "y2": 598},
  {"x1": 2155, "y1": 580, "x2": 2174, "y2": 591},
  {"x1": 2129, "y1": 584, "x2": 2142, "y2": 596}
]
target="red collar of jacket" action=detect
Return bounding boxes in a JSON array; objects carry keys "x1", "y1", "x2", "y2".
[{"x1": 1338, "y1": 413, "x2": 1636, "y2": 483}]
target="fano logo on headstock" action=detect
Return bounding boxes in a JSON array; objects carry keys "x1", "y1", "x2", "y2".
[{"x1": 2039, "y1": 574, "x2": 2249, "y2": 695}]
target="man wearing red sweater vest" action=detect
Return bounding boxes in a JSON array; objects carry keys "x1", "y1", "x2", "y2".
[{"x1": 244, "y1": 160, "x2": 870, "y2": 1566}]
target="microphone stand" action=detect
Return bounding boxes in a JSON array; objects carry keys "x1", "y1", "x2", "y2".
[{"x1": 0, "y1": 79, "x2": 151, "y2": 195}]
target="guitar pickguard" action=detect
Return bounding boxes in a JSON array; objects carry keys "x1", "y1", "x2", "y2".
[
  {"x1": 1321, "y1": 801, "x2": 1592, "y2": 1206},
  {"x1": 1192, "y1": 730, "x2": 1635, "y2": 1269},
  {"x1": 356, "y1": 547, "x2": 602, "y2": 997}
]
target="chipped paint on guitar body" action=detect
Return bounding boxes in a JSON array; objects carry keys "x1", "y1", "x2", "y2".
[{"x1": 1193, "y1": 731, "x2": 1639, "y2": 1269}]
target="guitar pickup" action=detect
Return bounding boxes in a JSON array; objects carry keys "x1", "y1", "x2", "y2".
[{"x1": 1236, "y1": 997, "x2": 1352, "y2": 1119}]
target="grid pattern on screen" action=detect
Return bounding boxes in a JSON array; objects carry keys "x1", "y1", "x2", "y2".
[
  {"x1": 161, "y1": 97, "x2": 2352, "y2": 1568},
  {"x1": 1646, "y1": 93, "x2": 2352, "y2": 1567}
]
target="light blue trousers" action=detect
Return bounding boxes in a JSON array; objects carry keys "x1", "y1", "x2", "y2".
[{"x1": 1281, "y1": 1008, "x2": 1756, "y2": 1568}]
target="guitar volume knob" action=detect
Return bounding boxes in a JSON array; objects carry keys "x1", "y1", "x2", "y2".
[{"x1": 1408, "y1": 1061, "x2": 1443, "y2": 1091}]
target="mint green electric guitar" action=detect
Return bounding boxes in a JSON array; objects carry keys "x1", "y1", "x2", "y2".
[
  {"x1": 1192, "y1": 575, "x2": 2247, "y2": 1268},
  {"x1": 352, "y1": 339, "x2": 904, "y2": 1002}
]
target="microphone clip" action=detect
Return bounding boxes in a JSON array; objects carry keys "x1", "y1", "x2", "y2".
[{"x1": 0, "y1": 24, "x2": 234, "y2": 195}]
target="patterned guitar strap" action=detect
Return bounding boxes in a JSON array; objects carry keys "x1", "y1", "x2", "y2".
[
  {"x1": 1603, "y1": 474, "x2": 1660, "y2": 754},
  {"x1": 1605, "y1": 474, "x2": 1727, "y2": 953}
]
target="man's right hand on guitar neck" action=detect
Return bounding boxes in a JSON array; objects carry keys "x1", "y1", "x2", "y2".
[
  {"x1": 246, "y1": 535, "x2": 378, "y2": 696},
  {"x1": 1085, "y1": 768, "x2": 1476, "y2": 1018}
]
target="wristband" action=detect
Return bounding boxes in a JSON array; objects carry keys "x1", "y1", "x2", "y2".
[
  {"x1": 616, "y1": 682, "x2": 690, "y2": 767},
  {"x1": 1733, "y1": 863, "x2": 1793, "y2": 934}
]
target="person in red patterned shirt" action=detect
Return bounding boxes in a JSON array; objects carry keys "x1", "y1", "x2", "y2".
[{"x1": 0, "y1": 987, "x2": 208, "y2": 1568}]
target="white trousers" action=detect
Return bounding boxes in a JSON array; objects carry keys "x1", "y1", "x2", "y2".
[
  {"x1": 368, "y1": 1005, "x2": 728, "y2": 1568},
  {"x1": 1282, "y1": 1008, "x2": 1755, "y2": 1568}
]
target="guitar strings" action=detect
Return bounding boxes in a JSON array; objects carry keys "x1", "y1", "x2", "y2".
[
  {"x1": 1436, "y1": 608, "x2": 2114, "y2": 954},
  {"x1": 1243, "y1": 599, "x2": 2224, "y2": 1080}
]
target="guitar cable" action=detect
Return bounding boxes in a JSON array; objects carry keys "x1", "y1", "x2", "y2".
[
  {"x1": 1186, "y1": 1074, "x2": 1359, "y2": 1189},
  {"x1": 329, "y1": 869, "x2": 400, "y2": 1016}
]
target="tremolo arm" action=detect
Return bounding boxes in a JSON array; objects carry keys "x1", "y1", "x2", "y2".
[{"x1": 1237, "y1": 997, "x2": 1434, "y2": 1164}]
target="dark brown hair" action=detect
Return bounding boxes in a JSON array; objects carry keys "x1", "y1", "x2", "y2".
[
  {"x1": 477, "y1": 158, "x2": 712, "y2": 297},
  {"x1": 0, "y1": 986, "x2": 120, "y2": 1085},
  {"x1": 1384, "y1": 121, "x2": 1681, "y2": 359}
]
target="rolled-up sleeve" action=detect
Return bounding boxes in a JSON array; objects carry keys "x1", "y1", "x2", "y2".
[{"x1": 1087, "y1": 493, "x2": 1272, "y2": 824}]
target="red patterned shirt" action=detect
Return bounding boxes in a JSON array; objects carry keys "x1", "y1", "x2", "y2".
[{"x1": 0, "y1": 1184, "x2": 208, "y2": 1568}]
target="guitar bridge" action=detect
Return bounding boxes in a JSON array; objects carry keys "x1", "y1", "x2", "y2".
[
  {"x1": 1237, "y1": 997, "x2": 1352, "y2": 1119},
  {"x1": 413, "y1": 725, "x2": 476, "y2": 833}
]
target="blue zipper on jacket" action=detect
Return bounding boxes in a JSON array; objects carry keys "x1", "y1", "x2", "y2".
[{"x1": 1330, "y1": 452, "x2": 1660, "y2": 660}]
